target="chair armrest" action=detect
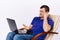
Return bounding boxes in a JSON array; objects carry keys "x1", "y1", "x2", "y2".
[{"x1": 31, "y1": 32, "x2": 58, "y2": 40}]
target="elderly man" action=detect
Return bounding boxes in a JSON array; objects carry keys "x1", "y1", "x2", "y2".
[{"x1": 6, "y1": 5, "x2": 54, "y2": 40}]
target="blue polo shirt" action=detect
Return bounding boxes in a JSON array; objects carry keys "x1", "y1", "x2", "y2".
[{"x1": 31, "y1": 17, "x2": 54, "y2": 40}]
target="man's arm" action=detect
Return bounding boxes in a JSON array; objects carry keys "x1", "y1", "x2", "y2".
[{"x1": 43, "y1": 13, "x2": 51, "y2": 32}]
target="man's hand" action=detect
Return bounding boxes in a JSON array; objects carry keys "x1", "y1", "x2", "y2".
[
  {"x1": 43, "y1": 13, "x2": 51, "y2": 32},
  {"x1": 23, "y1": 24, "x2": 30, "y2": 30},
  {"x1": 44, "y1": 13, "x2": 49, "y2": 19},
  {"x1": 19, "y1": 24, "x2": 29, "y2": 30},
  {"x1": 19, "y1": 24, "x2": 32, "y2": 30},
  {"x1": 23, "y1": 24, "x2": 32, "y2": 30}
]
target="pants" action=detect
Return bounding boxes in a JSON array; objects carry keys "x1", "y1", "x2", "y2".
[{"x1": 6, "y1": 32, "x2": 33, "y2": 40}]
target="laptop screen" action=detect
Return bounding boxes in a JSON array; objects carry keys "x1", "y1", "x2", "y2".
[{"x1": 7, "y1": 18, "x2": 18, "y2": 32}]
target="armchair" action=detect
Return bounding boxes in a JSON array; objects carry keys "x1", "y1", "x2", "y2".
[{"x1": 31, "y1": 14, "x2": 60, "y2": 40}]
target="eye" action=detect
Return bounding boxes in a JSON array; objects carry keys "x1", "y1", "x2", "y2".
[{"x1": 40, "y1": 10, "x2": 43, "y2": 12}]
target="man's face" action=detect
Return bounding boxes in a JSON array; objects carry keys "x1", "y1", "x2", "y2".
[{"x1": 39, "y1": 8, "x2": 47, "y2": 18}]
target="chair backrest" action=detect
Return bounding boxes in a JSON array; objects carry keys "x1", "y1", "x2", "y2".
[{"x1": 45, "y1": 14, "x2": 60, "y2": 40}]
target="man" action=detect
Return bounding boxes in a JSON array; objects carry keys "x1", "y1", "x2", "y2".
[{"x1": 6, "y1": 5, "x2": 54, "y2": 40}]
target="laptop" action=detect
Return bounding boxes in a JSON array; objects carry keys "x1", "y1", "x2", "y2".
[{"x1": 7, "y1": 18, "x2": 27, "y2": 34}]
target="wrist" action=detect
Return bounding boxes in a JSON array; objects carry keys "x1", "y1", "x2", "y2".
[
  {"x1": 44, "y1": 17, "x2": 47, "y2": 20},
  {"x1": 44, "y1": 17, "x2": 48, "y2": 22}
]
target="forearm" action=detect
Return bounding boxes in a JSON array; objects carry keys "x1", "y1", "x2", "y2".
[{"x1": 43, "y1": 18, "x2": 51, "y2": 32}]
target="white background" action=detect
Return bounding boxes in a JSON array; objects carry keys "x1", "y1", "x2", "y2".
[{"x1": 0, "y1": 0, "x2": 60, "y2": 40}]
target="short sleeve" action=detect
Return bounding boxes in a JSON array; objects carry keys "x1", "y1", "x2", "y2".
[
  {"x1": 48, "y1": 18, "x2": 54, "y2": 30},
  {"x1": 31, "y1": 17, "x2": 37, "y2": 25}
]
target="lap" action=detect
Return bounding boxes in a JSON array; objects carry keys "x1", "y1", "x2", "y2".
[
  {"x1": 7, "y1": 32, "x2": 33, "y2": 40},
  {"x1": 14, "y1": 34, "x2": 33, "y2": 40}
]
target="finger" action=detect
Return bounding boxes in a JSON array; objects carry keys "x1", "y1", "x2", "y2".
[{"x1": 23, "y1": 24, "x2": 27, "y2": 27}]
